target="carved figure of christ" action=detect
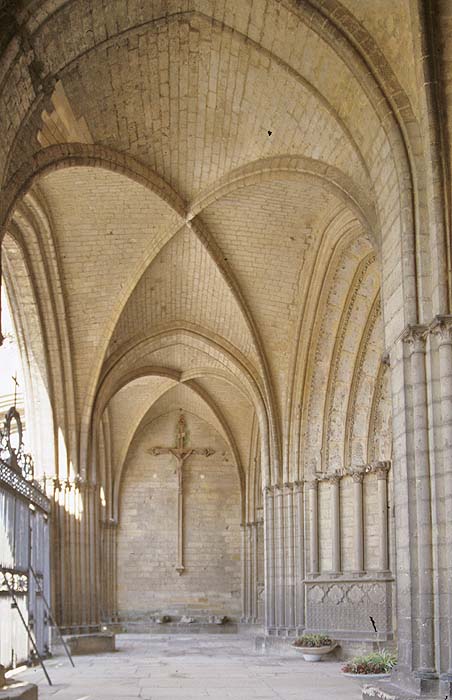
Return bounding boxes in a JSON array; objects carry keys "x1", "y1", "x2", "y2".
[{"x1": 148, "y1": 414, "x2": 215, "y2": 575}]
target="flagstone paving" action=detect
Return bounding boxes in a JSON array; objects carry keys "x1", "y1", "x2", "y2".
[{"x1": 15, "y1": 634, "x2": 363, "y2": 699}]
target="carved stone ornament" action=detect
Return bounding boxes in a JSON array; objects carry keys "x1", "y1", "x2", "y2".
[
  {"x1": 372, "y1": 461, "x2": 391, "y2": 479},
  {"x1": 351, "y1": 471, "x2": 364, "y2": 484},
  {"x1": 430, "y1": 315, "x2": 452, "y2": 346},
  {"x1": 402, "y1": 324, "x2": 428, "y2": 354}
]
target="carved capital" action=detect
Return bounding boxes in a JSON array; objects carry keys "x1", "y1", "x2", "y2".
[
  {"x1": 351, "y1": 471, "x2": 364, "y2": 484},
  {"x1": 402, "y1": 324, "x2": 428, "y2": 354},
  {"x1": 372, "y1": 461, "x2": 391, "y2": 479},
  {"x1": 273, "y1": 484, "x2": 283, "y2": 497},
  {"x1": 78, "y1": 479, "x2": 96, "y2": 493},
  {"x1": 430, "y1": 315, "x2": 452, "y2": 346},
  {"x1": 305, "y1": 478, "x2": 318, "y2": 490},
  {"x1": 293, "y1": 480, "x2": 304, "y2": 493},
  {"x1": 102, "y1": 518, "x2": 118, "y2": 530}
]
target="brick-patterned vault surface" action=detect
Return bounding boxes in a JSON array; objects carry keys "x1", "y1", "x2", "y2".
[
  {"x1": 17, "y1": 635, "x2": 362, "y2": 700},
  {"x1": 5, "y1": 1, "x2": 450, "y2": 689}
]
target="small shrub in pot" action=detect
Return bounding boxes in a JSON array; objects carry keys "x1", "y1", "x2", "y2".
[
  {"x1": 293, "y1": 634, "x2": 333, "y2": 648},
  {"x1": 342, "y1": 649, "x2": 397, "y2": 677},
  {"x1": 292, "y1": 634, "x2": 336, "y2": 661}
]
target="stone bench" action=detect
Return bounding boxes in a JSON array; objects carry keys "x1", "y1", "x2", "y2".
[{"x1": 66, "y1": 632, "x2": 116, "y2": 655}]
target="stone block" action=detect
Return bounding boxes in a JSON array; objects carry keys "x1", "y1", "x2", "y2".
[
  {"x1": 66, "y1": 632, "x2": 115, "y2": 655},
  {"x1": 0, "y1": 682, "x2": 38, "y2": 700}
]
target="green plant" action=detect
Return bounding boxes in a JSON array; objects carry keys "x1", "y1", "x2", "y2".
[
  {"x1": 292, "y1": 634, "x2": 333, "y2": 648},
  {"x1": 342, "y1": 649, "x2": 397, "y2": 674}
]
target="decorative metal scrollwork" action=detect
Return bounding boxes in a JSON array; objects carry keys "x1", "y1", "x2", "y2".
[
  {"x1": 0, "y1": 406, "x2": 34, "y2": 480},
  {"x1": 0, "y1": 568, "x2": 28, "y2": 595}
]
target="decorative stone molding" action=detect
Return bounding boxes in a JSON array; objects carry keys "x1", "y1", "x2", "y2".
[
  {"x1": 430, "y1": 315, "x2": 452, "y2": 346},
  {"x1": 344, "y1": 295, "x2": 382, "y2": 468},
  {"x1": 78, "y1": 480, "x2": 97, "y2": 494},
  {"x1": 351, "y1": 471, "x2": 364, "y2": 483},
  {"x1": 402, "y1": 324, "x2": 428, "y2": 353},
  {"x1": 305, "y1": 578, "x2": 393, "y2": 639},
  {"x1": 322, "y1": 253, "x2": 377, "y2": 470},
  {"x1": 101, "y1": 518, "x2": 118, "y2": 530},
  {"x1": 373, "y1": 461, "x2": 391, "y2": 479},
  {"x1": 293, "y1": 480, "x2": 303, "y2": 494},
  {"x1": 305, "y1": 478, "x2": 319, "y2": 490}
]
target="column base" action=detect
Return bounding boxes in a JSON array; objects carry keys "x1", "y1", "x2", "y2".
[{"x1": 362, "y1": 669, "x2": 443, "y2": 699}]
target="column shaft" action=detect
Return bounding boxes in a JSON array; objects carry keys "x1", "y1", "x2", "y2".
[
  {"x1": 294, "y1": 483, "x2": 305, "y2": 628},
  {"x1": 252, "y1": 523, "x2": 258, "y2": 622},
  {"x1": 352, "y1": 473, "x2": 364, "y2": 573},
  {"x1": 376, "y1": 464, "x2": 390, "y2": 572},
  {"x1": 246, "y1": 524, "x2": 252, "y2": 621},
  {"x1": 240, "y1": 525, "x2": 247, "y2": 620},
  {"x1": 407, "y1": 328, "x2": 436, "y2": 676},
  {"x1": 330, "y1": 476, "x2": 341, "y2": 573},
  {"x1": 274, "y1": 486, "x2": 285, "y2": 627},
  {"x1": 308, "y1": 480, "x2": 319, "y2": 575},
  {"x1": 432, "y1": 318, "x2": 452, "y2": 677},
  {"x1": 263, "y1": 487, "x2": 275, "y2": 628},
  {"x1": 285, "y1": 484, "x2": 295, "y2": 628}
]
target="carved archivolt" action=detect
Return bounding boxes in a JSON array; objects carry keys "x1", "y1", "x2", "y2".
[
  {"x1": 302, "y1": 236, "x2": 374, "y2": 477},
  {"x1": 322, "y1": 252, "x2": 378, "y2": 471},
  {"x1": 345, "y1": 296, "x2": 383, "y2": 467},
  {"x1": 367, "y1": 361, "x2": 392, "y2": 463}
]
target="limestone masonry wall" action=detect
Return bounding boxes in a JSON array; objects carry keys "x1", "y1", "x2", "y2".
[{"x1": 117, "y1": 411, "x2": 241, "y2": 620}]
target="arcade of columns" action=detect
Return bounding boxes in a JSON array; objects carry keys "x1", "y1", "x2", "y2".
[{"x1": 1, "y1": 2, "x2": 452, "y2": 698}]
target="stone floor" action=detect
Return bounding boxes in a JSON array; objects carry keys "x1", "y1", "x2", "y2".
[{"x1": 14, "y1": 634, "x2": 363, "y2": 699}]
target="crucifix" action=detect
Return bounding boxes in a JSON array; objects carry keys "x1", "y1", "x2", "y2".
[{"x1": 148, "y1": 413, "x2": 215, "y2": 575}]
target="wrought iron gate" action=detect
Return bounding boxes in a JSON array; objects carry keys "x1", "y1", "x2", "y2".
[{"x1": 0, "y1": 406, "x2": 51, "y2": 669}]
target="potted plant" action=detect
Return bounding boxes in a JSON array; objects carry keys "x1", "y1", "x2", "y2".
[
  {"x1": 341, "y1": 649, "x2": 397, "y2": 680},
  {"x1": 292, "y1": 633, "x2": 337, "y2": 662}
]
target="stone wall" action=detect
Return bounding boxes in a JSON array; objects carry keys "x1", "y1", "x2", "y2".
[{"x1": 117, "y1": 411, "x2": 242, "y2": 620}]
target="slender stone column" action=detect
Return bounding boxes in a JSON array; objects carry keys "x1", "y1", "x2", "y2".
[
  {"x1": 105, "y1": 521, "x2": 115, "y2": 620},
  {"x1": 274, "y1": 485, "x2": 285, "y2": 627},
  {"x1": 90, "y1": 484, "x2": 100, "y2": 625},
  {"x1": 65, "y1": 480, "x2": 75, "y2": 627},
  {"x1": 294, "y1": 481, "x2": 305, "y2": 628},
  {"x1": 52, "y1": 478, "x2": 63, "y2": 624},
  {"x1": 252, "y1": 523, "x2": 258, "y2": 622},
  {"x1": 352, "y1": 472, "x2": 364, "y2": 573},
  {"x1": 307, "y1": 479, "x2": 319, "y2": 575},
  {"x1": 246, "y1": 524, "x2": 253, "y2": 622},
  {"x1": 375, "y1": 462, "x2": 390, "y2": 572},
  {"x1": 329, "y1": 475, "x2": 341, "y2": 574},
  {"x1": 111, "y1": 520, "x2": 118, "y2": 621},
  {"x1": 431, "y1": 316, "x2": 452, "y2": 679},
  {"x1": 240, "y1": 524, "x2": 247, "y2": 621},
  {"x1": 78, "y1": 479, "x2": 91, "y2": 625},
  {"x1": 284, "y1": 483, "x2": 295, "y2": 628},
  {"x1": 403, "y1": 326, "x2": 436, "y2": 677},
  {"x1": 263, "y1": 487, "x2": 275, "y2": 628}
]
